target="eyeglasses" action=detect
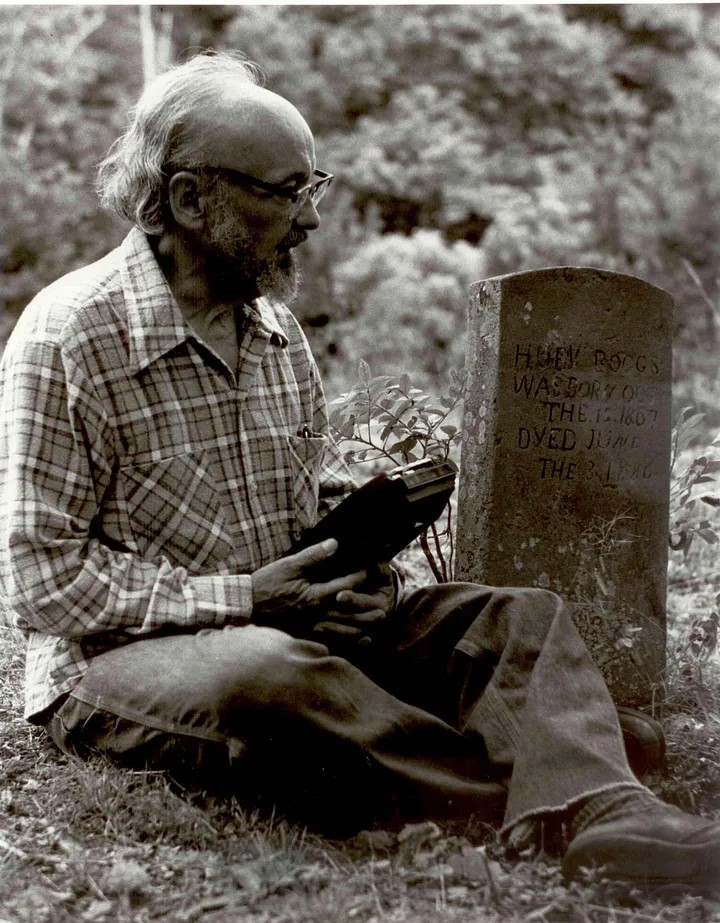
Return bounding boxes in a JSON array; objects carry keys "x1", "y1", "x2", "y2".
[{"x1": 187, "y1": 166, "x2": 334, "y2": 212}]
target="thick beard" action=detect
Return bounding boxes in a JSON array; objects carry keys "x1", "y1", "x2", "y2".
[
  {"x1": 257, "y1": 249, "x2": 301, "y2": 304},
  {"x1": 204, "y1": 192, "x2": 300, "y2": 304}
]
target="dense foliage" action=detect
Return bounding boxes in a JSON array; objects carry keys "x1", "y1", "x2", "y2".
[{"x1": 1, "y1": 4, "x2": 719, "y2": 397}]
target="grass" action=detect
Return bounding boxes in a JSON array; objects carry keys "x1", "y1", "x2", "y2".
[{"x1": 1, "y1": 498, "x2": 720, "y2": 922}]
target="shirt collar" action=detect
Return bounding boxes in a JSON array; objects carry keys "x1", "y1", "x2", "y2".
[
  {"x1": 119, "y1": 228, "x2": 191, "y2": 373},
  {"x1": 119, "y1": 228, "x2": 289, "y2": 373},
  {"x1": 247, "y1": 297, "x2": 290, "y2": 349}
]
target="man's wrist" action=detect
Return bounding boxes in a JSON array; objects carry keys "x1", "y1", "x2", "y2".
[{"x1": 190, "y1": 573, "x2": 253, "y2": 624}]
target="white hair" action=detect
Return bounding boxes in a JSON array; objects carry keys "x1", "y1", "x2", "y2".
[{"x1": 97, "y1": 52, "x2": 263, "y2": 234}]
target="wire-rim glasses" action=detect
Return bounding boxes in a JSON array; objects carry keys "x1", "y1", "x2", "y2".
[{"x1": 178, "y1": 166, "x2": 334, "y2": 211}]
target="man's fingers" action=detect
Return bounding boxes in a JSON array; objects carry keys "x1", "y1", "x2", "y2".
[
  {"x1": 317, "y1": 568, "x2": 368, "y2": 599},
  {"x1": 336, "y1": 589, "x2": 385, "y2": 610},
  {"x1": 323, "y1": 607, "x2": 386, "y2": 624},
  {"x1": 313, "y1": 621, "x2": 364, "y2": 638},
  {"x1": 331, "y1": 590, "x2": 388, "y2": 620}
]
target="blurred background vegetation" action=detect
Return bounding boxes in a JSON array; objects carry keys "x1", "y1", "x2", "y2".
[{"x1": 1, "y1": 3, "x2": 718, "y2": 413}]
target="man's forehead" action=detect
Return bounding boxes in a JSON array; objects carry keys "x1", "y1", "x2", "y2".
[{"x1": 189, "y1": 83, "x2": 316, "y2": 181}]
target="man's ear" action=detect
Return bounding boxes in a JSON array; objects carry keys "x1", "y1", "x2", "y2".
[{"x1": 167, "y1": 172, "x2": 206, "y2": 230}]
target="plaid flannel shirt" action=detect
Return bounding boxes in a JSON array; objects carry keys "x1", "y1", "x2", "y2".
[{"x1": 0, "y1": 228, "x2": 355, "y2": 721}]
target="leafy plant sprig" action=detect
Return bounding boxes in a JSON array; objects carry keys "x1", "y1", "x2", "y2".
[
  {"x1": 669, "y1": 407, "x2": 720, "y2": 558},
  {"x1": 328, "y1": 361, "x2": 465, "y2": 581}
]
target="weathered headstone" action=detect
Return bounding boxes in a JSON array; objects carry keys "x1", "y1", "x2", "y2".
[{"x1": 455, "y1": 268, "x2": 674, "y2": 706}]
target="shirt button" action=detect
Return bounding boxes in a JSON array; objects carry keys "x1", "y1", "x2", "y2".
[{"x1": 248, "y1": 479, "x2": 258, "y2": 493}]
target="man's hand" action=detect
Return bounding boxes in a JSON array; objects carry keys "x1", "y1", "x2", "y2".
[
  {"x1": 250, "y1": 541, "x2": 395, "y2": 643},
  {"x1": 313, "y1": 562, "x2": 396, "y2": 644},
  {"x1": 251, "y1": 538, "x2": 369, "y2": 620}
]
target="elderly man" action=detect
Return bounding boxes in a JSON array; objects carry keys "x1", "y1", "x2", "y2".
[{"x1": 0, "y1": 53, "x2": 717, "y2": 896}]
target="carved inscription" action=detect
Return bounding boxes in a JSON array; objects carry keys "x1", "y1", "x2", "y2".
[{"x1": 512, "y1": 343, "x2": 662, "y2": 486}]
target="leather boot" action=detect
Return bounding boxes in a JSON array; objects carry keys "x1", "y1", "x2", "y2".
[
  {"x1": 564, "y1": 788, "x2": 720, "y2": 897},
  {"x1": 616, "y1": 706, "x2": 665, "y2": 778}
]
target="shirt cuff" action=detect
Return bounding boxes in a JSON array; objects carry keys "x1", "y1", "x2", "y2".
[{"x1": 189, "y1": 573, "x2": 253, "y2": 625}]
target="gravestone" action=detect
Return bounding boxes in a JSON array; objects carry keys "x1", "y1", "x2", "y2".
[{"x1": 455, "y1": 268, "x2": 674, "y2": 706}]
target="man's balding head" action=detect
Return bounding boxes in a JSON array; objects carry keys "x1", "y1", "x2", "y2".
[
  {"x1": 97, "y1": 53, "x2": 313, "y2": 235},
  {"x1": 189, "y1": 82, "x2": 313, "y2": 171}
]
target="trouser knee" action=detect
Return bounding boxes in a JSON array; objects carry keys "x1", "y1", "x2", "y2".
[{"x1": 213, "y1": 625, "x2": 339, "y2": 718}]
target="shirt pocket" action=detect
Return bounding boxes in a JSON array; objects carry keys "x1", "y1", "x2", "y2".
[
  {"x1": 287, "y1": 433, "x2": 328, "y2": 537},
  {"x1": 118, "y1": 450, "x2": 233, "y2": 572}
]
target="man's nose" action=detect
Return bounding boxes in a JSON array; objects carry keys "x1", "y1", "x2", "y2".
[{"x1": 295, "y1": 196, "x2": 321, "y2": 231}]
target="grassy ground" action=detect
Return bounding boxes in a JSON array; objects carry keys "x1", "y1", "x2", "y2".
[{"x1": 1, "y1": 486, "x2": 720, "y2": 922}]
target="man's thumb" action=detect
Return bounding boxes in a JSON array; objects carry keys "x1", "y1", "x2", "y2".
[{"x1": 296, "y1": 538, "x2": 338, "y2": 566}]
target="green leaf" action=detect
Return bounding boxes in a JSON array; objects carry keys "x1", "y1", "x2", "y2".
[
  {"x1": 338, "y1": 420, "x2": 356, "y2": 439},
  {"x1": 700, "y1": 495, "x2": 720, "y2": 507},
  {"x1": 669, "y1": 531, "x2": 688, "y2": 551},
  {"x1": 369, "y1": 377, "x2": 395, "y2": 401},
  {"x1": 389, "y1": 436, "x2": 418, "y2": 455},
  {"x1": 684, "y1": 532, "x2": 695, "y2": 558},
  {"x1": 394, "y1": 398, "x2": 415, "y2": 418},
  {"x1": 674, "y1": 412, "x2": 706, "y2": 453},
  {"x1": 677, "y1": 406, "x2": 694, "y2": 423},
  {"x1": 358, "y1": 358, "x2": 371, "y2": 386}
]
